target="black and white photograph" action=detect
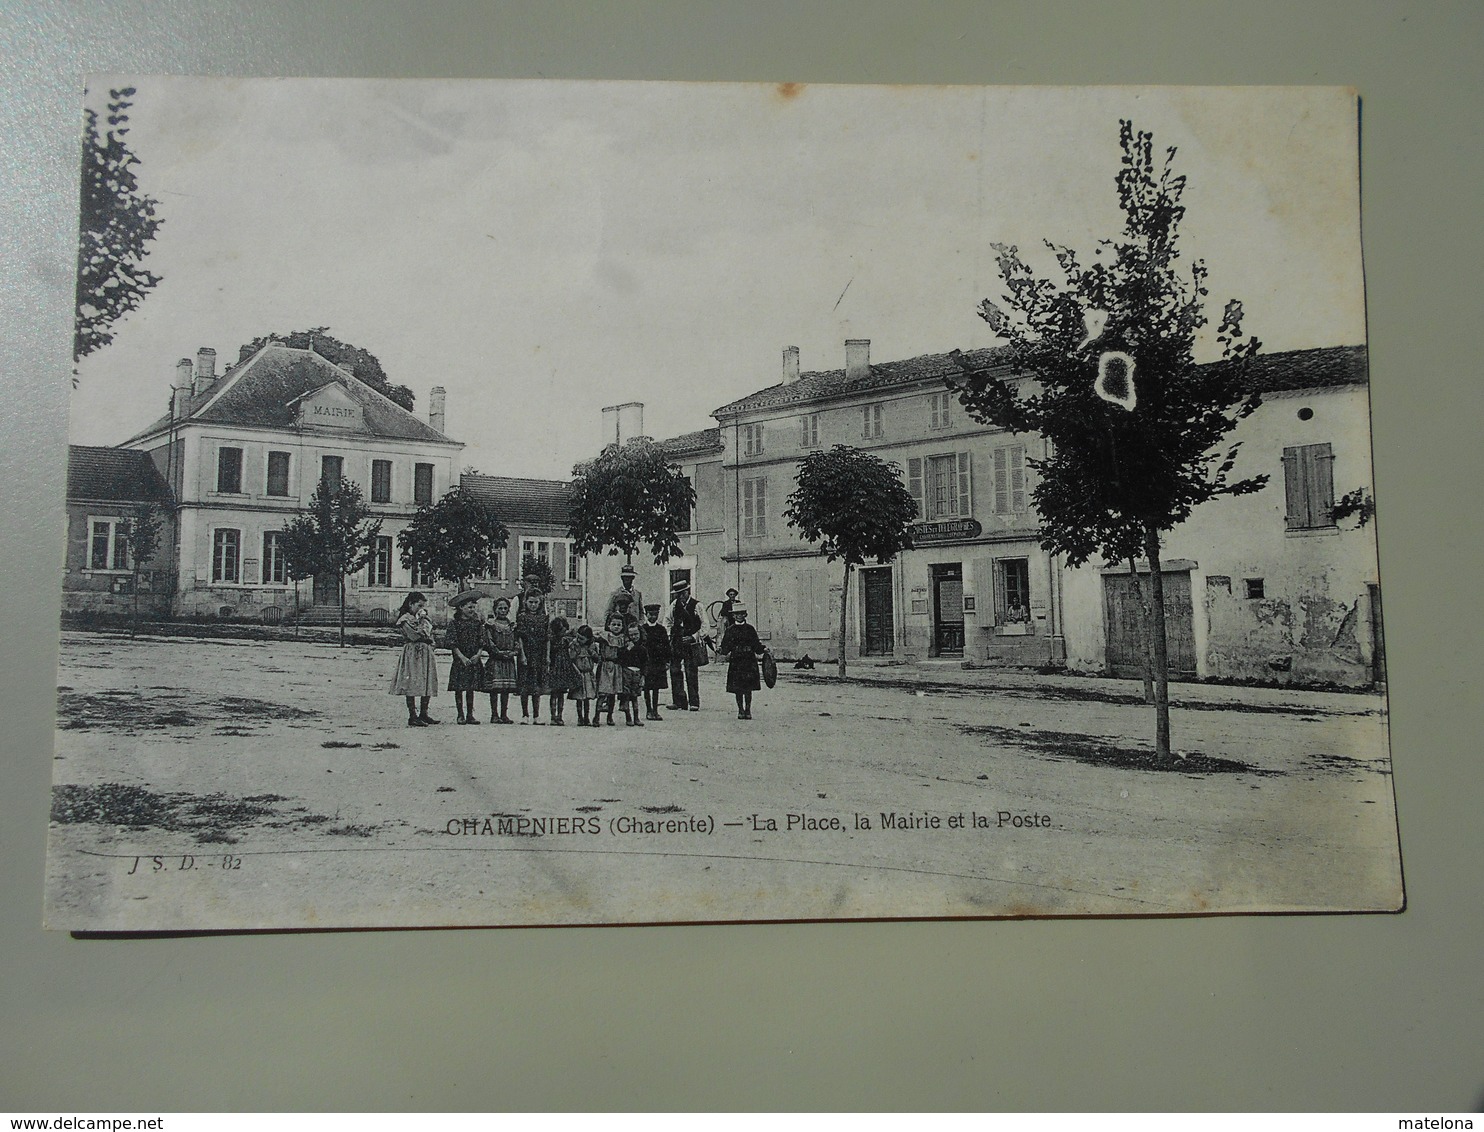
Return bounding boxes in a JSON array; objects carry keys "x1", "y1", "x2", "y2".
[{"x1": 46, "y1": 79, "x2": 1400, "y2": 931}]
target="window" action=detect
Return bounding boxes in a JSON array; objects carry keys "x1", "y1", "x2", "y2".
[
  {"x1": 212, "y1": 529, "x2": 241, "y2": 583},
  {"x1": 88, "y1": 518, "x2": 131, "y2": 571},
  {"x1": 742, "y1": 424, "x2": 765, "y2": 457},
  {"x1": 567, "y1": 546, "x2": 580, "y2": 583},
  {"x1": 262, "y1": 531, "x2": 286, "y2": 585},
  {"x1": 320, "y1": 455, "x2": 343, "y2": 488},
  {"x1": 992, "y1": 445, "x2": 1026, "y2": 514},
  {"x1": 862, "y1": 403, "x2": 884, "y2": 439},
  {"x1": 1245, "y1": 578, "x2": 1265, "y2": 599},
  {"x1": 371, "y1": 459, "x2": 392, "y2": 503},
  {"x1": 266, "y1": 451, "x2": 291, "y2": 497},
  {"x1": 929, "y1": 392, "x2": 951, "y2": 430},
  {"x1": 994, "y1": 558, "x2": 1031, "y2": 625},
  {"x1": 1282, "y1": 443, "x2": 1335, "y2": 530},
  {"x1": 414, "y1": 462, "x2": 434, "y2": 505},
  {"x1": 676, "y1": 475, "x2": 693, "y2": 533},
  {"x1": 907, "y1": 453, "x2": 972, "y2": 520},
  {"x1": 742, "y1": 477, "x2": 766, "y2": 537},
  {"x1": 799, "y1": 414, "x2": 820, "y2": 448},
  {"x1": 216, "y1": 446, "x2": 243, "y2": 493},
  {"x1": 522, "y1": 539, "x2": 550, "y2": 565},
  {"x1": 412, "y1": 561, "x2": 436, "y2": 588},
  {"x1": 368, "y1": 535, "x2": 392, "y2": 588}
]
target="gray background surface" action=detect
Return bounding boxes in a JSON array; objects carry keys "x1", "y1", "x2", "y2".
[{"x1": 1, "y1": 0, "x2": 1478, "y2": 1111}]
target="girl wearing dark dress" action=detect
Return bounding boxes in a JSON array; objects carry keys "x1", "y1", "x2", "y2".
[
  {"x1": 444, "y1": 593, "x2": 485, "y2": 724},
  {"x1": 514, "y1": 593, "x2": 550, "y2": 723},
  {"x1": 719, "y1": 601, "x2": 764, "y2": 720},
  {"x1": 480, "y1": 597, "x2": 518, "y2": 723},
  {"x1": 546, "y1": 616, "x2": 580, "y2": 726},
  {"x1": 639, "y1": 604, "x2": 671, "y2": 721}
]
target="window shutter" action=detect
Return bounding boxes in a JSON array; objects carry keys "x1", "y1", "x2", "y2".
[
  {"x1": 1282, "y1": 446, "x2": 1307, "y2": 528},
  {"x1": 994, "y1": 448, "x2": 1009, "y2": 513},
  {"x1": 1309, "y1": 443, "x2": 1335, "y2": 527},
  {"x1": 956, "y1": 452, "x2": 972, "y2": 518},
  {"x1": 908, "y1": 458, "x2": 924, "y2": 518},
  {"x1": 1009, "y1": 446, "x2": 1025, "y2": 512}
]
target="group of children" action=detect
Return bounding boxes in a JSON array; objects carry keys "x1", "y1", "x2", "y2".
[{"x1": 389, "y1": 585, "x2": 679, "y2": 728}]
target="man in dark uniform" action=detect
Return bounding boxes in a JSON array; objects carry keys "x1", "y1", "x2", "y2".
[{"x1": 667, "y1": 578, "x2": 703, "y2": 711}]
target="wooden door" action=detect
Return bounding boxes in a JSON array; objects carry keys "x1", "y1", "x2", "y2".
[
  {"x1": 861, "y1": 567, "x2": 894, "y2": 656},
  {"x1": 1102, "y1": 571, "x2": 1194, "y2": 678},
  {"x1": 313, "y1": 572, "x2": 338, "y2": 606},
  {"x1": 932, "y1": 563, "x2": 965, "y2": 656}
]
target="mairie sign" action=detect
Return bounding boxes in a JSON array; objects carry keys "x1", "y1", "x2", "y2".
[{"x1": 910, "y1": 518, "x2": 982, "y2": 544}]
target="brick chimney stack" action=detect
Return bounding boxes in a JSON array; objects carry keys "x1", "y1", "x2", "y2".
[
  {"x1": 782, "y1": 345, "x2": 800, "y2": 385},
  {"x1": 429, "y1": 387, "x2": 446, "y2": 433},
  {"x1": 173, "y1": 358, "x2": 193, "y2": 417},
  {"x1": 845, "y1": 338, "x2": 870, "y2": 382},
  {"x1": 192, "y1": 347, "x2": 216, "y2": 394}
]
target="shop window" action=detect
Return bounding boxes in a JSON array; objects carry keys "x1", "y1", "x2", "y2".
[{"x1": 994, "y1": 558, "x2": 1031, "y2": 626}]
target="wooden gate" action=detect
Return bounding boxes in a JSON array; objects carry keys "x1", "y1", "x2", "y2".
[
  {"x1": 861, "y1": 567, "x2": 894, "y2": 656},
  {"x1": 1102, "y1": 570, "x2": 1195, "y2": 678}
]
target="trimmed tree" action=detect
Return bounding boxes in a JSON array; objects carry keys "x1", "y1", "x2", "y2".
[
  {"x1": 74, "y1": 87, "x2": 163, "y2": 369},
  {"x1": 236, "y1": 328, "x2": 415, "y2": 411},
  {"x1": 123, "y1": 501, "x2": 164, "y2": 637},
  {"x1": 397, "y1": 485, "x2": 509, "y2": 593},
  {"x1": 949, "y1": 119, "x2": 1265, "y2": 761},
  {"x1": 280, "y1": 478, "x2": 382, "y2": 647},
  {"x1": 568, "y1": 439, "x2": 696, "y2": 565},
  {"x1": 784, "y1": 445, "x2": 918, "y2": 678}
]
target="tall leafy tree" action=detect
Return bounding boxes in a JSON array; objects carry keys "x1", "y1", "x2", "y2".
[
  {"x1": 949, "y1": 119, "x2": 1265, "y2": 761},
  {"x1": 568, "y1": 439, "x2": 696, "y2": 565},
  {"x1": 236, "y1": 328, "x2": 416, "y2": 411},
  {"x1": 519, "y1": 552, "x2": 556, "y2": 596},
  {"x1": 397, "y1": 486, "x2": 509, "y2": 592},
  {"x1": 74, "y1": 87, "x2": 163, "y2": 368},
  {"x1": 784, "y1": 445, "x2": 918, "y2": 678},
  {"x1": 280, "y1": 478, "x2": 382, "y2": 646}
]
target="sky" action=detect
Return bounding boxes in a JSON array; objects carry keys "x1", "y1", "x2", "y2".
[{"x1": 70, "y1": 80, "x2": 1366, "y2": 480}]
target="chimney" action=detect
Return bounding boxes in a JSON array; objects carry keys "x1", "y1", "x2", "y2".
[
  {"x1": 429, "y1": 386, "x2": 446, "y2": 433},
  {"x1": 193, "y1": 347, "x2": 217, "y2": 394},
  {"x1": 845, "y1": 338, "x2": 870, "y2": 382},
  {"x1": 172, "y1": 358, "x2": 192, "y2": 417},
  {"x1": 239, "y1": 343, "x2": 255, "y2": 364},
  {"x1": 782, "y1": 345, "x2": 800, "y2": 385},
  {"x1": 601, "y1": 402, "x2": 645, "y2": 446}
]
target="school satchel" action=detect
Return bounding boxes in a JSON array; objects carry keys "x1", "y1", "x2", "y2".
[{"x1": 761, "y1": 650, "x2": 777, "y2": 689}]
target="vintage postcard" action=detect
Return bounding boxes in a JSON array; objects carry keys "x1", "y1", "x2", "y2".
[{"x1": 47, "y1": 79, "x2": 1400, "y2": 930}]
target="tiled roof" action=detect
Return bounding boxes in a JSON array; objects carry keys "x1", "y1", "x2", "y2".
[
  {"x1": 711, "y1": 344, "x2": 1367, "y2": 418},
  {"x1": 658, "y1": 427, "x2": 723, "y2": 456},
  {"x1": 460, "y1": 473, "x2": 572, "y2": 529},
  {"x1": 67, "y1": 446, "x2": 174, "y2": 505},
  {"x1": 1238, "y1": 345, "x2": 1369, "y2": 393},
  {"x1": 122, "y1": 344, "x2": 457, "y2": 446}
]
